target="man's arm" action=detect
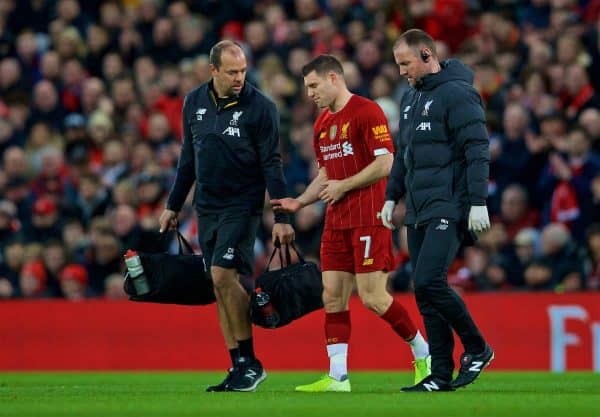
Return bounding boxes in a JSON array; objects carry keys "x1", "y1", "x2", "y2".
[
  {"x1": 385, "y1": 145, "x2": 407, "y2": 203},
  {"x1": 166, "y1": 95, "x2": 196, "y2": 212},
  {"x1": 318, "y1": 153, "x2": 393, "y2": 204},
  {"x1": 342, "y1": 153, "x2": 393, "y2": 191},
  {"x1": 448, "y1": 86, "x2": 489, "y2": 206},
  {"x1": 271, "y1": 167, "x2": 327, "y2": 213},
  {"x1": 254, "y1": 101, "x2": 291, "y2": 224}
]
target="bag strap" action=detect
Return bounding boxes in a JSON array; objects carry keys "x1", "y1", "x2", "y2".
[
  {"x1": 264, "y1": 240, "x2": 302, "y2": 272},
  {"x1": 288, "y1": 241, "x2": 305, "y2": 264},
  {"x1": 173, "y1": 220, "x2": 195, "y2": 255}
]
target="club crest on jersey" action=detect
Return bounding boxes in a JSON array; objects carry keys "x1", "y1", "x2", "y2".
[
  {"x1": 330, "y1": 124, "x2": 337, "y2": 140},
  {"x1": 230, "y1": 111, "x2": 243, "y2": 126},
  {"x1": 422, "y1": 100, "x2": 433, "y2": 116},
  {"x1": 340, "y1": 122, "x2": 350, "y2": 139},
  {"x1": 196, "y1": 108, "x2": 207, "y2": 121}
]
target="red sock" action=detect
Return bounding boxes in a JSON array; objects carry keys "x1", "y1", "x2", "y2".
[
  {"x1": 381, "y1": 299, "x2": 417, "y2": 341},
  {"x1": 325, "y1": 311, "x2": 351, "y2": 345}
]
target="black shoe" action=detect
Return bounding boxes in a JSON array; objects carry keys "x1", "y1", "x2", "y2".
[
  {"x1": 452, "y1": 345, "x2": 494, "y2": 389},
  {"x1": 226, "y1": 358, "x2": 267, "y2": 392},
  {"x1": 401, "y1": 375, "x2": 454, "y2": 392},
  {"x1": 206, "y1": 368, "x2": 235, "y2": 392}
]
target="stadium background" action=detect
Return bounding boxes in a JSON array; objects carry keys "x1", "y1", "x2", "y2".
[{"x1": 0, "y1": 0, "x2": 599, "y2": 375}]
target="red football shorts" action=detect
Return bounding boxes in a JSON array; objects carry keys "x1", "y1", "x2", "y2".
[{"x1": 320, "y1": 225, "x2": 394, "y2": 274}]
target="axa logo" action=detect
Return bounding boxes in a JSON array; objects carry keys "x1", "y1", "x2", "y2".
[
  {"x1": 416, "y1": 122, "x2": 431, "y2": 131},
  {"x1": 196, "y1": 108, "x2": 207, "y2": 121},
  {"x1": 222, "y1": 247, "x2": 235, "y2": 260},
  {"x1": 222, "y1": 126, "x2": 240, "y2": 137},
  {"x1": 372, "y1": 124, "x2": 388, "y2": 136},
  {"x1": 422, "y1": 99, "x2": 434, "y2": 116},
  {"x1": 230, "y1": 111, "x2": 243, "y2": 126},
  {"x1": 342, "y1": 141, "x2": 354, "y2": 156}
]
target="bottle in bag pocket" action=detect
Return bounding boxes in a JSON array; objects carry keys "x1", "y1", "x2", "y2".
[
  {"x1": 124, "y1": 249, "x2": 151, "y2": 296},
  {"x1": 255, "y1": 287, "x2": 279, "y2": 328}
]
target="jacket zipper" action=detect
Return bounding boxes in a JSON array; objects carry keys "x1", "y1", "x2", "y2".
[{"x1": 408, "y1": 91, "x2": 422, "y2": 228}]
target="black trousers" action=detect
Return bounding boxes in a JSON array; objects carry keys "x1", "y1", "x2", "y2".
[{"x1": 407, "y1": 219, "x2": 486, "y2": 382}]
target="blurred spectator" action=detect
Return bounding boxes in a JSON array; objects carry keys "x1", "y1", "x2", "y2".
[
  {"x1": 23, "y1": 196, "x2": 63, "y2": 244},
  {"x1": 85, "y1": 230, "x2": 122, "y2": 296},
  {"x1": 41, "y1": 239, "x2": 68, "y2": 297},
  {"x1": 104, "y1": 272, "x2": 128, "y2": 299},
  {"x1": 524, "y1": 223, "x2": 583, "y2": 291},
  {"x1": 584, "y1": 224, "x2": 600, "y2": 290},
  {"x1": 19, "y1": 261, "x2": 49, "y2": 298},
  {"x1": 59, "y1": 263, "x2": 89, "y2": 301},
  {"x1": 494, "y1": 184, "x2": 539, "y2": 241},
  {"x1": 538, "y1": 127, "x2": 600, "y2": 241}
]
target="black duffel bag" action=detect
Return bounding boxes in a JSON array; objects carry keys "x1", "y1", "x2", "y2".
[
  {"x1": 250, "y1": 242, "x2": 323, "y2": 328},
  {"x1": 124, "y1": 231, "x2": 215, "y2": 305}
]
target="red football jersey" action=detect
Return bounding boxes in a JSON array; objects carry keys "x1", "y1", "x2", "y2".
[{"x1": 313, "y1": 95, "x2": 395, "y2": 229}]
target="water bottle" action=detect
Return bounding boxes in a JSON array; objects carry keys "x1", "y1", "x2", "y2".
[
  {"x1": 255, "y1": 287, "x2": 279, "y2": 328},
  {"x1": 124, "y1": 249, "x2": 150, "y2": 296}
]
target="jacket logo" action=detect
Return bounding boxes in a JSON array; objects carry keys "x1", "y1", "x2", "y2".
[
  {"x1": 196, "y1": 108, "x2": 207, "y2": 121},
  {"x1": 403, "y1": 105, "x2": 411, "y2": 120},
  {"x1": 422, "y1": 100, "x2": 433, "y2": 116},
  {"x1": 230, "y1": 111, "x2": 243, "y2": 126},
  {"x1": 416, "y1": 122, "x2": 431, "y2": 131},
  {"x1": 222, "y1": 126, "x2": 241, "y2": 137}
]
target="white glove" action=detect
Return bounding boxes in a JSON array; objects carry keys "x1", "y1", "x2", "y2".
[
  {"x1": 380, "y1": 200, "x2": 396, "y2": 230},
  {"x1": 468, "y1": 205, "x2": 490, "y2": 233}
]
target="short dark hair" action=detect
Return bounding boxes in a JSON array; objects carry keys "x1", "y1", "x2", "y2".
[
  {"x1": 394, "y1": 29, "x2": 437, "y2": 57},
  {"x1": 209, "y1": 40, "x2": 243, "y2": 69},
  {"x1": 301, "y1": 54, "x2": 344, "y2": 77}
]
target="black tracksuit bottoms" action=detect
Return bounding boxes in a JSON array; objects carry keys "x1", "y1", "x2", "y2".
[{"x1": 407, "y1": 219, "x2": 486, "y2": 382}]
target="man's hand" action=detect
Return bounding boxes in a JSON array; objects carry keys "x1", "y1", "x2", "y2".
[
  {"x1": 159, "y1": 209, "x2": 178, "y2": 233},
  {"x1": 318, "y1": 179, "x2": 347, "y2": 204},
  {"x1": 380, "y1": 200, "x2": 396, "y2": 230},
  {"x1": 270, "y1": 198, "x2": 303, "y2": 213},
  {"x1": 468, "y1": 205, "x2": 490, "y2": 233},
  {"x1": 272, "y1": 223, "x2": 295, "y2": 245}
]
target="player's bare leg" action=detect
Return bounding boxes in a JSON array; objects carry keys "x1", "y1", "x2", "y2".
[
  {"x1": 356, "y1": 271, "x2": 431, "y2": 383},
  {"x1": 211, "y1": 266, "x2": 265, "y2": 392},
  {"x1": 296, "y1": 271, "x2": 354, "y2": 392}
]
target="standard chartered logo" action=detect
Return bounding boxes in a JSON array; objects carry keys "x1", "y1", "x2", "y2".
[
  {"x1": 321, "y1": 141, "x2": 354, "y2": 160},
  {"x1": 342, "y1": 141, "x2": 354, "y2": 156}
]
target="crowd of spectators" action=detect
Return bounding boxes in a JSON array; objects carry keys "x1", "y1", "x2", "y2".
[{"x1": 0, "y1": 0, "x2": 599, "y2": 300}]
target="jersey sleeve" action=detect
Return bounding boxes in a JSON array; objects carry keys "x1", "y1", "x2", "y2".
[
  {"x1": 313, "y1": 115, "x2": 325, "y2": 168},
  {"x1": 361, "y1": 102, "x2": 395, "y2": 156}
]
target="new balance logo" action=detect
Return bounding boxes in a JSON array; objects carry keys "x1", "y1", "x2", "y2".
[
  {"x1": 196, "y1": 108, "x2": 207, "y2": 121},
  {"x1": 342, "y1": 141, "x2": 354, "y2": 156},
  {"x1": 222, "y1": 248, "x2": 235, "y2": 260},
  {"x1": 423, "y1": 381, "x2": 440, "y2": 391},
  {"x1": 469, "y1": 361, "x2": 484, "y2": 372},
  {"x1": 403, "y1": 105, "x2": 411, "y2": 120},
  {"x1": 222, "y1": 127, "x2": 240, "y2": 137},
  {"x1": 244, "y1": 369, "x2": 257, "y2": 379},
  {"x1": 416, "y1": 122, "x2": 431, "y2": 131},
  {"x1": 435, "y1": 218, "x2": 449, "y2": 231}
]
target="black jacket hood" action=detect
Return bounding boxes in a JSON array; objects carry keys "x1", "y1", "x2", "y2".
[{"x1": 417, "y1": 59, "x2": 474, "y2": 91}]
